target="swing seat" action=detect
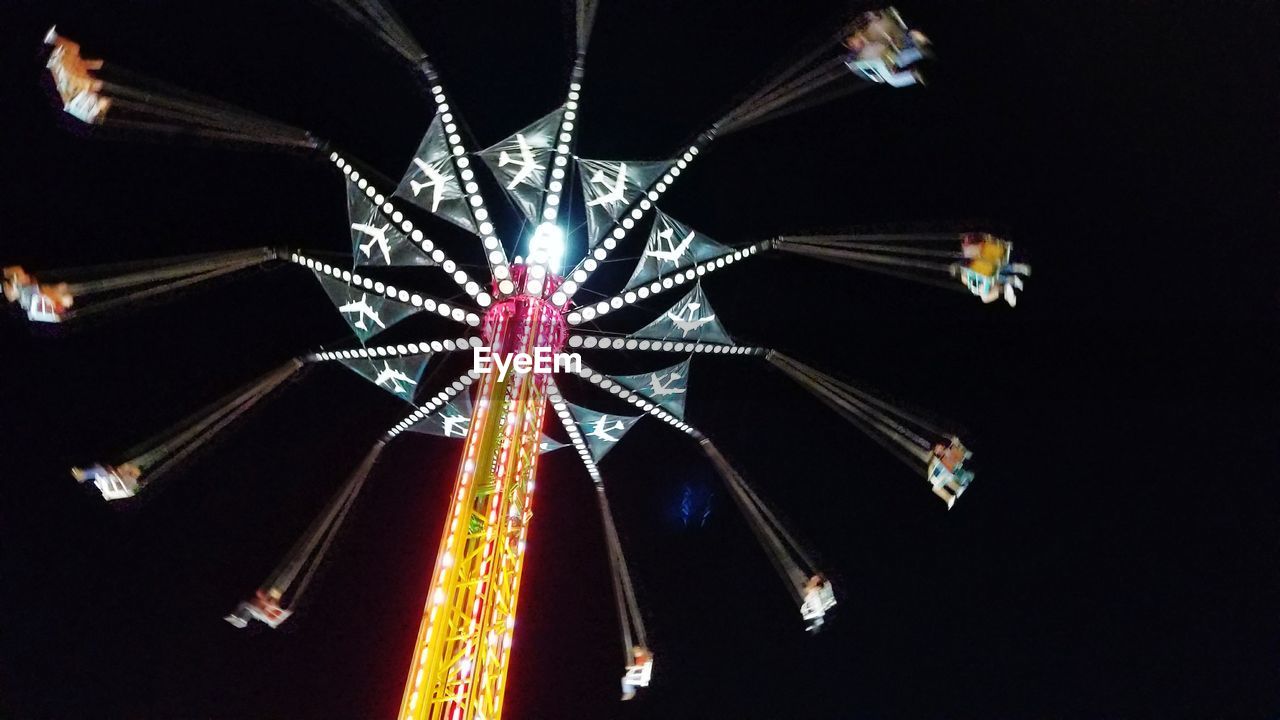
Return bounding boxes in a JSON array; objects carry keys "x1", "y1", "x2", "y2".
[
  {"x1": 94, "y1": 471, "x2": 137, "y2": 501},
  {"x1": 26, "y1": 293, "x2": 63, "y2": 324},
  {"x1": 800, "y1": 582, "x2": 837, "y2": 621},
  {"x1": 844, "y1": 56, "x2": 921, "y2": 87},
  {"x1": 622, "y1": 659, "x2": 653, "y2": 688},
  {"x1": 927, "y1": 458, "x2": 972, "y2": 509},
  {"x1": 75, "y1": 465, "x2": 138, "y2": 501},
  {"x1": 226, "y1": 593, "x2": 293, "y2": 629}
]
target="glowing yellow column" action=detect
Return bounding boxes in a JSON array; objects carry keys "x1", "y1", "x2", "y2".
[{"x1": 399, "y1": 282, "x2": 563, "y2": 720}]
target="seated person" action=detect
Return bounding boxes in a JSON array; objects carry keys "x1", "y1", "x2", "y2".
[
  {"x1": 801, "y1": 573, "x2": 837, "y2": 632},
  {"x1": 3, "y1": 266, "x2": 74, "y2": 319},
  {"x1": 3, "y1": 266, "x2": 36, "y2": 305},
  {"x1": 894, "y1": 30, "x2": 933, "y2": 66},
  {"x1": 932, "y1": 437, "x2": 971, "y2": 472},
  {"x1": 44, "y1": 31, "x2": 111, "y2": 124},
  {"x1": 840, "y1": 10, "x2": 929, "y2": 87},
  {"x1": 927, "y1": 456, "x2": 974, "y2": 506},
  {"x1": 39, "y1": 282, "x2": 74, "y2": 311},
  {"x1": 954, "y1": 236, "x2": 1029, "y2": 306},
  {"x1": 621, "y1": 646, "x2": 654, "y2": 701},
  {"x1": 71, "y1": 462, "x2": 142, "y2": 499},
  {"x1": 26, "y1": 283, "x2": 73, "y2": 322},
  {"x1": 226, "y1": 589, "x2": 292, "y2": 629}
]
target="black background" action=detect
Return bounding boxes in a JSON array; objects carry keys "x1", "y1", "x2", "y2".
[{"x1": 1, "y1": 1, "x2": 1277, "y2": 718}]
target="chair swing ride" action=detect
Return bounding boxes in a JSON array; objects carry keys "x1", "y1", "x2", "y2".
[{"x1": 7, "y1": 2, "x2": 1030, "y2": 718}]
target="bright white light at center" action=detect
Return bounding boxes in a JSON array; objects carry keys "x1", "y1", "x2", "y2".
[{"x1": 527, "y1": 222, "x2": 566, "y2": 274}]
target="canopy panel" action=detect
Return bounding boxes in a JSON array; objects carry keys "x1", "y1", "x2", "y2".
[
  {"x1": 632, "y1": 283, "x2": 734, "y2": 345},
  {"x1": 315, "y1": 274, "x2": 422, "y2": 342},
  {"x1": 537, "y1": 434, "x2": 567, "y2": 454},
  {"x1": 338, "y1": 353, "x2": 431, "y2": 400},
  {"x1": 478, "y1": 109, "x2": 563, "y2": 225},
  {"x1": 611, "y1": 358, "x2": 690, "y2": 419},
  {"x1": 567, "y1": 402, "x2": 641, "y2": 462},
  {"x1": 347, "y1": 179, "x2": 434, "y2": 267},
  {"x1": 577, "y1": 158, "x2": 666, "y2": 247},
  {"x1": 626, "y1": 211, "x2": 731, "y2": 290},
  {"x1": 394, "y1": 115, "x2": 476, "y2": 233},
  {"x1": 408, "y1": 387, "x2": 474, "y2": 439}
]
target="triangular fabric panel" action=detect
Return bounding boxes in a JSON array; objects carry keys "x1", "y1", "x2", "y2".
[
  {"x1": 408, "y1": 387, "x2": 474, "y2": 439},
  {"x1": 567, "y1": 403, "x2": 642, "y2": 462},
  {"x1": 576, "y1": 158, "x2": 667, "y2": 247},
  {"x1": 477, "y1": 109, "x2": 563, "y2": 225},
  {"x1": 347, "y1": 179, "x2": 435, "y2": 267},
  {"x1": 338, "y1": 354, "x2": 431, "y2": 401},
  {"x1": 537, "y1": 434, "x2": 567, "y2": 454},
  {"x1": 315, "y1": 274, "x2": 421, "y2": 343},
  {"x1": 632, "y1": 283, "x2": 735, "y2": 345},
  {"x1": 394, "y1": 115, "x2": 477, "y2": 233},
  {"x1": 625, "y1": 210, "x2": 732, "y2": 290},
  {"x1": 611, "y1": 357, "x2": 690, "y2": 419}
]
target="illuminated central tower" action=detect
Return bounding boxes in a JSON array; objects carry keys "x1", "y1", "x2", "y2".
[{"x1": 399, "y1": 263, "x2": 567, "y2": 720}]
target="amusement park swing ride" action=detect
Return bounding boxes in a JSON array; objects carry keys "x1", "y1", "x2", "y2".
[{"x1": 7, "y1": 2, "x2": 1031, "y2": 718}]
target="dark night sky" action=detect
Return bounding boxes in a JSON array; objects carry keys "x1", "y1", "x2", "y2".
[{"x1": 1, "y1": 1, "x2": 1277, "y2": 718}]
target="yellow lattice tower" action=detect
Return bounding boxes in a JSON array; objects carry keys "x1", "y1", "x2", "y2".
[{"x1": 399, "y1": 287, "x2": 563, "y2": 720}]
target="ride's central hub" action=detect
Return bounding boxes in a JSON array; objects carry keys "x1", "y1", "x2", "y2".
[{"x1": 481, "y1": 263, "x2": 568, "y2": 356}]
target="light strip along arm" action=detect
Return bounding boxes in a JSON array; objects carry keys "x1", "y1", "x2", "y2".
[
  {"x1": 569, "y1": 362, "x2": 702, "y2": 439},
  {"x1": 307, "y1": 337, "x2": 482, "y2": 362},
  {"x1": 384, "y1": 368, "x2": 481, "y2": 440},
  {"x1": 546, "y1": 378, "x2": 603, "y2": 483},
  {"x1": 509, "y1": 61, "x2": 587, "y2": 299},
  {"x1": 416, "y1": 61, "x2": 513, "y2": 289},
  {"x1": 289, "y1": 250, "x2": 482, "y2": 328},
  {"x1": 566, "y1": 240, "x2": 772, "y2": 325},
  {"x1": 535, "y1": 59, "x2": 585, "y2": 230},
  {"x1": 567, "y1": 333, "x2": 767, "y2": 357},
  {"x1": 558, "y1": 129, "x2": 718, "y2": 305}
]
